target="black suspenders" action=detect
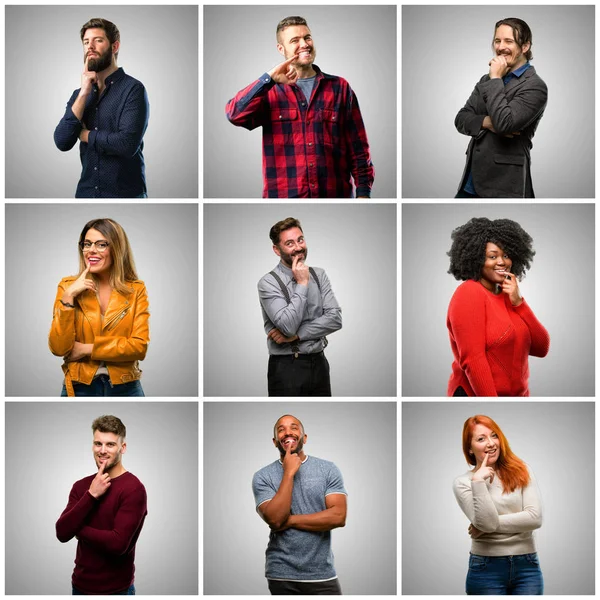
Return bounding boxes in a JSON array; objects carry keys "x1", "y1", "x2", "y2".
[{"x1": 269, "y1": 268, "x2": 328, "y2": 356}]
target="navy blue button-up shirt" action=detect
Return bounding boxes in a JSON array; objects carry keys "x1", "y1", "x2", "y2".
[{"x1": 54, "y1": 67, "x2": 149, "y2": 198}]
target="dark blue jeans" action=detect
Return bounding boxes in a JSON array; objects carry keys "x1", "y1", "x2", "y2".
[
  {"x1": 466, "y1": 553, "x2": 543, "y2": 595},
  {"x1": 73, "y1": 584, "x2": 135, "y2": 595},
  {"x1": 61, "y1": 375, "x2": 145, "y2": 397}
]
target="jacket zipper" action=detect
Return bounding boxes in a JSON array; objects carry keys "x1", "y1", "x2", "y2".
[{"x1": 104, "y1": 307, "x2": 130, "y2": 331}]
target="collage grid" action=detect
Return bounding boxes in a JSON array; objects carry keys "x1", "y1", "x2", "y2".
[{"x1": 1, "y1": 0, "x2": 598, "y2": 597}]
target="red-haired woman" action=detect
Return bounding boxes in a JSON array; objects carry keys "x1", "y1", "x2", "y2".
[{"x1": 453, "y1": 415, "x2": 543, "y2": 595}]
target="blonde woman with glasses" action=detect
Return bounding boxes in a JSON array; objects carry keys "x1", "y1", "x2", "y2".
[{"x1": 49, "y1": 218, "x2": 150, "y2": 396}]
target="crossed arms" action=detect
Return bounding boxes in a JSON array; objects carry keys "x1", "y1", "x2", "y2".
[
  {"x1": 257, "y1": 474, "x2": 346, "y2": 532},
  {"x1": 258, "y1": 269, "x2": 342, "y2": 342},
  {"x1": 453, "y1": 472, "x2": 542, "y2": 535},
  {"x1": 56, "y1": 483, "x2": 147, "y2": 555}
]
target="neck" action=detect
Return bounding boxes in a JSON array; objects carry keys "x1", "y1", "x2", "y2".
[
  {"x1": 94, "y1": 271, "x2": 112, "y2": 286},
  {"x1": 510, "y1": 57, "x2": 527, "y2": 73},
  {"x1": 96, "y1": 62, "x2": 118, "y2": 89},
  {"x1": 479, "y1": 278, "x2": 500, "y2": 294},
  {"x1": 296, "y1": 64, "x2": 316, "y2": 79},
  {"x1": 106, "y1": 462, "x2": 127, "y2": 478}
]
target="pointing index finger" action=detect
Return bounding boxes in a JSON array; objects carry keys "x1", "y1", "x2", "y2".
[{"x1": 481, "y1": 452, "x2": 489, "y2": 467}]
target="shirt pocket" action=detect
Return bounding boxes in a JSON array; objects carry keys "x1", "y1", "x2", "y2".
[
  {"x1": 270, "y1": 108, "x2": 299, "y2": 146},
  {"x1": 321, "y1": 109, "x2": 342, "y2": 148}
]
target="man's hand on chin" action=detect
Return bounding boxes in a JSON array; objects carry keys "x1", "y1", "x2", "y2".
[{"x1": 488, "y1": 55, "x2": 510, "y2": 79}]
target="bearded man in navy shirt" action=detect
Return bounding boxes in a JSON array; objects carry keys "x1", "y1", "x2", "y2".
[{"x1": 54, "y1": 18, "x2": 149, "y2": 198}]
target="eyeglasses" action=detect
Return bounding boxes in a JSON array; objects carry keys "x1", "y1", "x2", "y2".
[{"x1": 79, "y1": 241, "x2": 110, "y2": 252}]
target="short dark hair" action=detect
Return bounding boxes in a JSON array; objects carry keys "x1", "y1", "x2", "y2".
[
  {"x1": 494, "y1": 17, "x2": 533, "y2": 61},
  {"x1": 92, "y1": 415, "x2": 126, "y2": 439},
  {"x1": 447, "y1": 217, "x2": 535, "y2": 281},
  {"x1": 80, "y1": 18, "x2": 120, "y2": 58},
  {"x1": 276, "y1": 16, "x2": 309, "y2": 42},
  {"x1": 273, "y1": 414, "x2": 305, "y2": 438},
  {"x1": 269, "y1": 217, "x2": 303, "y2": 245}
]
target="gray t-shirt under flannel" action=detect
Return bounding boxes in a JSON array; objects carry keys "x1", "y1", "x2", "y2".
[{"x1": 252, "y1": 455, "x2": 347, "y2": 580}]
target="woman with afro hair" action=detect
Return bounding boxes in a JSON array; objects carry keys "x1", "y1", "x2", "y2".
[{"x1": 446, "y1": 217, "x2": 549, "y2": 396}]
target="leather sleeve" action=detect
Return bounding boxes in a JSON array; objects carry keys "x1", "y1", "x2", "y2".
[
  {"x1": 48, "y1": 279, "x2": 76, "y2": 357},
  {"x1": 91, "y1": 284, "x2": 150, "y2": 362}
]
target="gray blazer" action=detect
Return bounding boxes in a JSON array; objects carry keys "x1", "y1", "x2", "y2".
[{"x1": 455, "y1": 66, "x2": 547, "y2": 198}]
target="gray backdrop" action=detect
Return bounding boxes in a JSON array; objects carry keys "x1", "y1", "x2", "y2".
[
  {"x1": 402, "y1": 204, "x2": 595, "y2": 397},
  {"x1": 5, "y1": 402, "x2": 198, "y2": 595},
  {"x1": 402, "y1": 5, "x2": 595, "y2": 198},
  {"x1": 5, "y1": 204, "x2": 198, "y2": 396},
  {"x1": 204, "y1": 5, "x2": 396, "y2": 198},
  {"x1": 6, "y1": 5, "x2": 198, "y2": 198},
  {"x1": 204, "y1": 401, "x2": 397, "y2": 595},
  {"x1": 204, "y1": 203, "x2": 397, "y2": 396},
  {"x1": 402, "y1": 402, "x2": 595, "y2": 595}
]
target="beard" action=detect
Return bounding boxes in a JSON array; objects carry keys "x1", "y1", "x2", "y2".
[
  {"x1": 85, "y1": 47, "x2": 113, "y2": 72},
  {"x1": 280, "y1": 247, "x2": 308, "y2": 268},
  {"x1": 277, "y1": 436, "x2": 304, "y2": 455}
]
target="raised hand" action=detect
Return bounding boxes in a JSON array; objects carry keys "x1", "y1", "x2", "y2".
[
  {"x1": 267, "y1": 328, "x2": 298, "y2": 345},
  {"x1": 63, "y1": 264, "x2": 96, "y2": 303},
  {"x1": 268, "y1": 55, "x2": 299, "y2": 85},
  {"x1": 80, "y1": 57, "x2": 98, "y2": 97},
  {"x1": 472, "y1": 452, "x2": 495, "y2": 484},
  {"x1": 88, "y1": 459, "x2": 111, "y2": 498},
  {"x1": 501, "y1": 271, "x2": 522, "y2": 306},
  {"x1": 282, "y1": 439, "x2": 302, "y2": 477},
  {"x1": 489, "y1": 55, "x2": 510, "y2": 79},
  {"x1": 291, "y1": 254, "x2": 310, "y2": 286}
]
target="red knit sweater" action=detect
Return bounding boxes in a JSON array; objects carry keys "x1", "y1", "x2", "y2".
[
  {"x1": 56, "y1": 471, "x2": 147, "y2": 594},
  {"x1": 447, "y1": 280, "x2": 550, "y2": 396}
]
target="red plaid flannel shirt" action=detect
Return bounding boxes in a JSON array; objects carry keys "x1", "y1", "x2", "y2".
[{"x1": 226, "y1": 65, "x2": 374, "y2": 198}]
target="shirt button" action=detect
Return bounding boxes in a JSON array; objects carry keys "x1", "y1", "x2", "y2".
[
  {"x1": 302, "y1": 102, "x2": 305, "y2": 106},
  {"x1": 95, "y1": 186, "x2": 98, "y2": 190},
  {"x1": 308, "y1": 142, "x2": 312, "y2": 146},
  {"x1": 264, "y1": 78, "x2": 269, "y2": 82},
  {"x1": 332, "y1": 116, "x2": 335, "y2": 120},
  {"x1": 94, "y1": 127, "x2": 98, "y2": 130},
  {"x1": 311, "y1": 184, "x2": 315, "y2": 188},
  {"x1": 309, "y1": 162, "x2": 313, "y2": 167},
  {"x1": 279, "y1": 115, "x2": 282, "y2": 119},
  {"x1": 94, "y1": 167, "x2": 97, "y2": 170}
]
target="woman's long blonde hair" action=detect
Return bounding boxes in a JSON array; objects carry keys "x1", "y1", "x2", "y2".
[{"x1": 77, "y1": 218, "x2": 138, "y2": 294}]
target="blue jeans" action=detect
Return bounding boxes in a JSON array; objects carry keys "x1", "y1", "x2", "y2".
[
  {"x1": 73, "y1": 584, "x2": 135, "y2": 595},
  {"x1": 61, "y1": 375, "x2": 145, "y2": 397},
  {"x1": 466, "y1": 553, "x2": 543, "y2": 595}
]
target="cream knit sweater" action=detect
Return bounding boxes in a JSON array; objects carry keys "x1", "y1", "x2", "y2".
[{"x1": 453, "y1": 466, "x2": 542, "y2": 556}]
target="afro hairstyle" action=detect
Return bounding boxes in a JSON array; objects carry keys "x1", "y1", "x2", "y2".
[{"x1": 447, "y1": 217, "x2": 535, "y2": 281}]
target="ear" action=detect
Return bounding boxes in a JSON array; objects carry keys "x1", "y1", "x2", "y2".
[
  {"x1": 272, "y1": 437, "x2": 278, "y2": 448},
  {"x1": 120, "y1": 441, "x2": 127, "y2": 454},
  {"x1": 303, "y1": 434, "x2": 307, "y2": 445},
  {"x1": 273, "y1": 244, "x2": 282, "y2": 257},
  {"x1": 277, "y1": 43, "x2": 285, "y2": 57},
  {"x1": 522, "y1": 42, "x2": 530, "y2": 55},
  {"x1": 112, "y1": 40, "x2": 120, "y2": 56}
]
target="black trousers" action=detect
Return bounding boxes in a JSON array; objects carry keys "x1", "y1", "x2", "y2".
[
  {"x1": 268, "y1": 352, "x2": 332, "y2": 396},
  {"x1": 268, "y1": 578, "x2": 342, "y2": 595}
]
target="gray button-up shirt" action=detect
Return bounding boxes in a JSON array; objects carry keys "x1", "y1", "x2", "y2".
[{"x1": 257, "y1": 262, "x2": 342, "y2": 355}]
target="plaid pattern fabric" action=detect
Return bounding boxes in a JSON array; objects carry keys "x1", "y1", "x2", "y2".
[
  {"x1": 226, "y1": 65, "x2": 374, "y2": 198},
  {"x1": 54, "y1": 68, "x2": 149, "y2": 198}
]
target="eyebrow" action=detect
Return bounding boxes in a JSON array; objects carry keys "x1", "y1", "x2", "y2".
[{"x1": 84, "y1": 238, "x2": 109, "y2": 243}]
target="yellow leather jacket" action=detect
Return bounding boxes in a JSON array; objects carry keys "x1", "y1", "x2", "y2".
[{"x1": 49, "y1": 277, "x2": 150, "y2": 396}]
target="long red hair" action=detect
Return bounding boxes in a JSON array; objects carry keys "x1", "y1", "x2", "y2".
[{"x1": 462, "y1": 415, "x2": 530, "y2": 494}]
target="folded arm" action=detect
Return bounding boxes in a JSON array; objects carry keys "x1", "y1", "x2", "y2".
[
  {"x1": 258, "y1": 277, "x2": 307, "y2": 337},
  {"x1": 226, "y1": 74, "x2": 273, "y2": 130},
  {"x1": 54, "y1": 90, "x2": 85, "y2": 151},
  {"x1": 256, "y1": 472, "x2": 295, "y2": 530},
  {"x1": 278, "y1": 493, "x2": 347, "y2": 532},
  {"x1": 56, "y1": 486, "x2": 98, "y2": 542},
  {"x1": 48, "y1": 281, "x2": 76, "y2": 357},
  {"x1": 87, "y1": 84, "x2": 149, "y2": 158},
  {"x1": 77, "y1": 486, "x2": 147, "y2": 555},
  {"x1": 295, "y1": 271, "x2": 342, "y2": 340},
  {"x1": 455, "y1": 80, "x2": 487, "y2": 137},
  {"x1": 479, "y1": 77, "x2": 547, "y2": 136}
]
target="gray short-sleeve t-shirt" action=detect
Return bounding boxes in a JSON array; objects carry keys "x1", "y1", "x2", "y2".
[{"x1": 252, "y1": 455, "x2": 347, "y2": 580}]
